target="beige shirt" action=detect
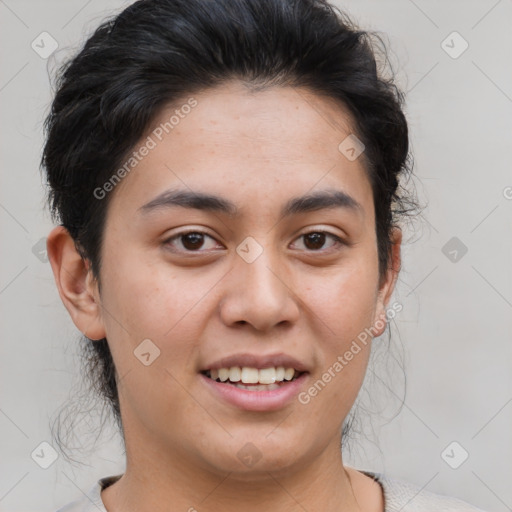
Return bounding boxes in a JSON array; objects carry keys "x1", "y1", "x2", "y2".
[{"x1": 55, "y1": 471, "x2": 486, "y2": 512}]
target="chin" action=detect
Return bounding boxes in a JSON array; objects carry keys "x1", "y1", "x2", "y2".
[
  {"x1": 214, "y1": 454, "x2": 304, "y2": 482},
  {"x1": 197, "y1": 431, "x2": 310, "y2": 479}
]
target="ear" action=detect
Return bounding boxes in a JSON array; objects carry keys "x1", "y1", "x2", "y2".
[
  {"x1": 371, "y1": 227, "x2": 402, "y2": 337},
  {"x1": 46, "y1": 226, "x2": 106, "y2": 340}
]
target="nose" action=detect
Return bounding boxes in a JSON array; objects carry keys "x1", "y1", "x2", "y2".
[{"x1": 218, "y1": 246, "x2": 300, "y2": 332}]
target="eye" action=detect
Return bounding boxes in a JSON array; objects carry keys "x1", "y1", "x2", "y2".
[
  {"x1": 163, "y1": 230, "x2": 222, "y2": 253},
  {"x1": 163, "y1": 229, "x2": 346, "y2": 254},
  {"x1": 291, "y1": 231, "x2": 345, "y2": 252}
]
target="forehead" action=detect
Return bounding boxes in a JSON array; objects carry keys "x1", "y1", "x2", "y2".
[{"x1": 106, "y1": 82, "x2": 373, "y2": 222}]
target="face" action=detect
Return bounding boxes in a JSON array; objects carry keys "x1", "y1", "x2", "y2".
[{"x1": 51, "y1": 81, "x2": 400, "y2": 479}]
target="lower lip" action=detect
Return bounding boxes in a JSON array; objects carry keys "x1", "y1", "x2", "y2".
[{"x1": 200, "y1": 373, "x2": 308, "y2": 411}]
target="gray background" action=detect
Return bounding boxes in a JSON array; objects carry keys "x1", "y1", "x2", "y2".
[{"x1": 0, "y1": 0, "x2": 511, "y2": 510}]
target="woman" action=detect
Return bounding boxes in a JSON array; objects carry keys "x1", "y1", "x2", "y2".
[{"x1": 44, "y1": 0, "x2": 485, "y2": 510}]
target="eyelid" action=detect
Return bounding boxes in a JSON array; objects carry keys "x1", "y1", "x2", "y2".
[
  {"x1": 163, "y1": 228, "x2": 223, "y2": 252},
  {"x1": 295, "y1": 225, "x2": 348, "y2": 242},
  {"x1": 163, "y1": 227, "x2": 347, "y2": 254},
  {"x1": 290, "y1": 230, "x2": 346, "y2": 251}
]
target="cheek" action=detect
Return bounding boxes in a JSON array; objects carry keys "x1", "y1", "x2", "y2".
[
  {"x1": 100, "y1": 246, "x2": 202, "y2": 337},
  {"x1": 97, "y1": 248, "x2": 211, "y2": 382},
  {"x1": 99, "y1": 252, "x2": 206, "y2": 420},
  {"x1": 302, "y1": 258, "x2": 379, "y2": 346},
  {"x1": 296, "y1": 264, "x2": 377, "y2": 425}
]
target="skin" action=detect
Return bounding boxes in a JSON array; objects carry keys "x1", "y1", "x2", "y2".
[{"x1": 47, "y1": 81, "x2": 401, "y2": 512}]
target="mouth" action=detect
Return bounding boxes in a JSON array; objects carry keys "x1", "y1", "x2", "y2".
[
  {"x1": 199, "y1": 353, "x2": 310, "y2": 411},
  {"x1": 201, "y1": 366, "x2": 304, "y2": 391}
]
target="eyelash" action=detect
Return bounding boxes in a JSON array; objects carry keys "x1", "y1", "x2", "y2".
[{"x1": 163, "y1": 229, "x2": 346, "y2": 254}]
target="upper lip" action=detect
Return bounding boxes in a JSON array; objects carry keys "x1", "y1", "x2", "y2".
[{"x1": 201, "y1": 353, "x2": 310, "y2": 373}]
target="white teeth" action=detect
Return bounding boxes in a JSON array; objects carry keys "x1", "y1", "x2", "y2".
[
  {"x1": 218, "y1": 368, "x2": 230, "y2": 382},
  {"x1": 229, "y1": 366, "x2": 241, "y2": 382},
  {"x1": 258, "y1": 367, "x2": 276, "y2": 384},
  {"x1": 206, "y1": 366, "x2": 299, "y2": 384},
  {"x1": 241, "y1": 367, "x2": 259, "y2": 384},
  {"x1": 284, "y1": 368, "x2": 295, "y2": 381}
]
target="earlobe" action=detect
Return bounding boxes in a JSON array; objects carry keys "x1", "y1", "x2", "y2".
[
  {"x1": 46, "y1": 226, "x2": 106, "y2": 340},
  {"x1": 373, "y1": 227, "x2": 402, "y2": 337}
]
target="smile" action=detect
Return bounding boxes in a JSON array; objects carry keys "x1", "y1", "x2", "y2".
[
  {"x1": 200, "y1": 369, "x2": 308, "y2": 411},
  {"x1": 202, "y1": 366, "x2": 302, "y2": 391}
]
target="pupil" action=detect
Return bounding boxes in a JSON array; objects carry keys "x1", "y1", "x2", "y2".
[
  {"x1": 182, "y1": 233, "x2": 204, "y2": 250},
  {"x1": 304, "y1": 232, "x2": 325, "y2": 250}
]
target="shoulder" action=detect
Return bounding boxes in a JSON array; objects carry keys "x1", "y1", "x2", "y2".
[
  {"x1": 55, "y1": 474, "x2": 122, "y2": 512},
  {"x1": 364, "y1": 471, "x2": 487, "y2": 512}
]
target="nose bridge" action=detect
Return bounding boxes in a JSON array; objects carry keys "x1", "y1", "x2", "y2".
[
  {"x1": 241, "y1": 247, "x2": 284, "y2": 301},
  {"x1": 221, "y1": 236, "x2": 299, "y2": 330}
]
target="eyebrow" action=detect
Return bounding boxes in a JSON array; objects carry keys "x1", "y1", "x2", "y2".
[{"x1": 138, "y1": 187, "x2": 364, "y2": 220}]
